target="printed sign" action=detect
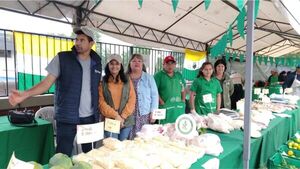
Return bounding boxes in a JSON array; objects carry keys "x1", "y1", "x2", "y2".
[
  {"x1": 203, "y1": 93, "x2": 213, "y2": 103},
  {"x1": 262, "y1": 89, "x2": 269, "y2": 94},
  {"x1": 77, "y1": 122, "x2": 104, "y2": 144},
  {"x1": 104, "y1": 118, "x2": 121, "y2": 134},
  {"x1": 7, "y1": 152, "x2": 34, "y2": 169},
  {"x1": 254, "y1": 88, "x2": 261, "y2": 95},
  {"x1": 152, "y1": 109, "x2": 166, "y2": 120}
]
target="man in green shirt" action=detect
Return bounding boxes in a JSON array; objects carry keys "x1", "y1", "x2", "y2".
[{"x1": 154, "y1": 55, "x2": 186, "y2": 124}]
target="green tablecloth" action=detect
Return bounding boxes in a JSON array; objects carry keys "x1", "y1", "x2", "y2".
[
  {"x1": 191, "y1": 103, "x2": 300, "y2": 169},
  {"x1": 0, "y1": 116, "x2": 55, "y2": 169}
]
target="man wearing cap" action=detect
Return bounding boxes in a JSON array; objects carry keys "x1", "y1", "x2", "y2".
[
  {"x1": 9, "y1": 26, "x2": 102, "y2": 156},
  {"x1": 154, "y1": 55, "x2": 186, "y2": 124},
  {"x1": 283, "y1": 64, "x2": 300, "y2": 95}
]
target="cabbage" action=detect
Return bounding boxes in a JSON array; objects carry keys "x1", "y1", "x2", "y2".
[{"x1": 49, "y1": 153, "x2": 73, "y2": 168}]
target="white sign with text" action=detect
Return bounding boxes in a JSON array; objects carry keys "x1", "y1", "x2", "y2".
[
  {"x1": 152, "y1": 109, "x2": 166, "y2": 120},
  {"x1": 76, "y1": 122, "x2": 104, "y2": 144},
  {"x1": 262, "y1": 89, "x2": 269, "y2": 94},
  {"x1": 254, "y1": 88, "x2": 261, "y2": 95}
]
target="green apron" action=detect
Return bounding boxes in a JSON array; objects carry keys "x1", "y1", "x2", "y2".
[
  {"x1": 159, "y1": 101, "x2": 185, "y2": 124},
  {"x1": 270, "y1": 76, "x2": 279, "y2": 86}
]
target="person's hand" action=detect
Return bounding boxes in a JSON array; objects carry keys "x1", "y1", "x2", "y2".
[
  {"x1": 9, "y1": 89, "x2": 26, "y2": 106},
  {"x1": 190, "y1": 109, "x2": 197, "y2": 114},
  {"x1": 159, "y1": 99, "x2": 165, "y2": 106},
  {"x1": 115, "y1": 115, "x2": 125, "y2": 128},
  {"x1": 150, "y1": 112, "x2": 156, "y2": 123}
]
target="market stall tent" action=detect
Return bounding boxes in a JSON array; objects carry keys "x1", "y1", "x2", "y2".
[{"x1": 0, "y1": 0, "x2": 299, "y2": 56}]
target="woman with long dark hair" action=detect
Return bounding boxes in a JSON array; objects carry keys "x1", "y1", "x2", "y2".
[
  {"x1": 98, "y1": 54, "x2": 136, "y2": 140},
  {"x1": 190, "y1": 61, "x2": 222, "y2": 115}
]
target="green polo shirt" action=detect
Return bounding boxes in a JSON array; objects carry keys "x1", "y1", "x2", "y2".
[
  {"x1": 154, "y1": 70, "x2": 186, "y2": 124},
  {"x1": 190, "y1": 76, "x2": 222, "y2": 115},
  {"x1": 154, "y1": 70, "x2": 186, "y2": 104}
]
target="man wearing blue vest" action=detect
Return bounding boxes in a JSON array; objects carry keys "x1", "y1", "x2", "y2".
[{"x1": 9, "y1": 26, "x2": 102, "y2": 156}]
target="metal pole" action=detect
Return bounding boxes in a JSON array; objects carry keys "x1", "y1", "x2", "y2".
[{"x1": 243, "y1": 0, "x2": 255, "y2": 169}]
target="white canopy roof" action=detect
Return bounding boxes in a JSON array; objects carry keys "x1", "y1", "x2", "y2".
[{"x1": 0, "y1": 0, "x2": 299, "y2": 57}]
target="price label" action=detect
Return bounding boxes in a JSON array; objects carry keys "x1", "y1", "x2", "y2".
[
  {"x1": 76, "y1": 122, "x2": 104, "y2": 144},
  {"x1": 203, "y1": 93, "x2": 213, "y2": 103},
  {"x1": 254, "y1": 88, "x2": 261, "y2": 95},
  {"x1": 152, "y1": 109, "x2": 166, "y2": 120},
  {"x1": 104, "y1": 118, "x2": 120, "y2": 134},
  {"x1": 7, "y1": 152, "x2": 34, "y2": 169},
  {"x1": 262, "y1": 89, "x2": 269, "y2": 94}
]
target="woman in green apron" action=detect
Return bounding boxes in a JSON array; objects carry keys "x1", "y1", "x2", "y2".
[{"x1": 190, "y1": 62, "x2": 222, "y2": 115}]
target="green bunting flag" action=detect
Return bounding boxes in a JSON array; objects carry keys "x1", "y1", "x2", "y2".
[
  {"x1": 237, "y1": 0, "x2": 244, "y2": 12},
  {"x1": 237, "y1": 7, "x2": 246, "y2": 39},
  {"x1": 253, "y1": 55, "x2": 257, "y2": 63},
  {"x1": 275, "y1": 57, "x2": 280, "y2": 65},
  {"x1": 219, "y1": 33, "x2": 227, "y2": 55},
  {"x1": 232, "y1": 52, "x2": 237, "y2": 61},
  {"x1": 225, "y1": 52, "x2": 230, "y2": 61},
  {"x1": 269, "y1": 57, "x2": 274, "y2": 65},
  {"x1": 263, "y1": 56, "x2": 268, "y2": 65},
  {"x1": 138, "y1": 0, "x2": 143, "y2": 8},
  {"x1": 172, "y1": 0, "x2": 179, "y2": 12},
  {"x1": 227, "y1": 24, "x2": 233, "y2": 47},
  {"x1": 239, "y1": 54, "x2": 244, "y2": 62},
  {"x1": 204, "y1": 0, "x2": 211, "y2": 10},
  {"x1": 280, "y1": 57, "x2": 285, "y2": 65},
  {"x1": 254, "y1": 0, "x2": 260, "y2": 20},
  {"x1": 258, "y1": 56, "x2": 262, "y2": 64}
]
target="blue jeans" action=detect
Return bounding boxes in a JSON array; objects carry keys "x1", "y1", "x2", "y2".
[{"x1": 104, "y1": 126, "x2": 133, "y2": 141}]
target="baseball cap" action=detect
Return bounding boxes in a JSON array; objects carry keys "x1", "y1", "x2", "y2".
[
  {"x1": 107, "y1": 54, "x2": 122, "y2": 64},
  {"x1": 73, "y1": 26, "x2": 95, "y2": 41},
  {"x1": 164, "y1": 55, "x2": 176, "y2": 64},
  {"x1": 297, "y1": 63, "x2": 300, "y2": 68}
]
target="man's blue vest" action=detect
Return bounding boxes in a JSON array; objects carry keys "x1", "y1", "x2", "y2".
[{"x1": 54, "y1": 47, "x2": 102, "y2": 124}]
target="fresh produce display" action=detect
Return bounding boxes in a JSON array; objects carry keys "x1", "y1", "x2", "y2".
[
  {"x1": 72, "y1": 137, "x2": 206, "y2": 169},
  {"x1": 49, "y1": 153, "x2": 73, "y2": 169}
]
